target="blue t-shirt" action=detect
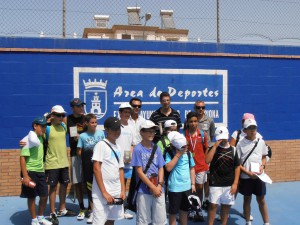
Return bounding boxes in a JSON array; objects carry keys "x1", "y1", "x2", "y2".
[
  {"x1": 166, "y1": 151, "x2": 195, "y2": 192},
  {"x1": 131, "y1": 143, "x2": 165, "y2": 195},
  {"x1": 77, "y1": 130, "x2": 105, "y2": 151}
]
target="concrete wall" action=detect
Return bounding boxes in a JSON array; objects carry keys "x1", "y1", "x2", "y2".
[{"x1": 0, "y1": 37, "x2": 299, "y2": 196}]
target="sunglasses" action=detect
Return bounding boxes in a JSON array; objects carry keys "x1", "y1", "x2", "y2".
[
  {"x1": 195, "y1": 106, "x2": 205, "y2": 110},
  {"x1": 53, "y1": 113, "x2": 65, "y2": 118},
  {"x1": 131, "y1": 104, "x2": 142, "y2": 108}
]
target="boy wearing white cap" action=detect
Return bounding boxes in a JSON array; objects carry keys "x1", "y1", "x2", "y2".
[
  {"x1": 237, "y1": 119, "x2": 270, "y2": 225},
  {"x1": 45, "y1": 105, "x2": 76, "y2": 224},
  {"x1": 131, "y1": 120, "x2": 166, "y2": 225},
  {"x1": 157, "y1": 120, "x2": 178, "y2": 157},
  {"x1": 165, "y1": 131, "x2": 196, "y2": 225},
  {"x1": 205, "y1": 126, "x2": 240, "y2": 225}
]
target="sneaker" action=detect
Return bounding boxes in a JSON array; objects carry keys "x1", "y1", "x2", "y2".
[
  {"x1": 194, "y1": 211, "x2": 205, "y2": 222},
  {"x1": 216, "y1": 213, "x2": 229, "y2": 221},
  {"x1": 202, "y1": 200, "x2": 209, "y2": 210},
  {"x1": 85, "y1": 209, "x2": 92, "y2": 218},
  {"x1": 242, "y1": 213, "x2": 254, "y2": 221},
  {"x1": 124, "y1": 210, "x2": 134, "y2": 219},
  {"x1": 77, "y1": 210, "x2": 86, "y2": 220},
  {"x1": 38, "y1": 216, "x2": 53, "y2": 225},
  {"x1": 49, "y1": 213, "x2": 59, "y2": 225},
  {"x1": 57, "y1": 208, "x2": 76, "y2": 217},
  {"x1": 31, "y1": 219, "x2": 39, "y2": 225},
  {"x1": 188, "y1": 210, "x2": 196, "y2": 220},
  {"x1": 86, "y1": 213, "x2": 93, "y2": 224}
]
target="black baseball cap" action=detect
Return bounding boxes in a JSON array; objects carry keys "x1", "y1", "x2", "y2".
[{"x1": 104, "y1": 117, "x2": 121, "y2": 130}]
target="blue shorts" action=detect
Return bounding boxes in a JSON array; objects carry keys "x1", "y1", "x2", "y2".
[
  {"x1": 239, "y1": 178, "x2": 266, "y2": 196},
  {"x1": 124, "y1": 168, "x2": 132, "y2": 179},
  {"x1": 20, "y1": 171, "x2": 48, "y2": 198}
]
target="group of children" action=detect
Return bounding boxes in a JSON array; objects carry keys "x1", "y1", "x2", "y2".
[{"x1": 20, "y1": 97, "x2": 271, "y2": 225}]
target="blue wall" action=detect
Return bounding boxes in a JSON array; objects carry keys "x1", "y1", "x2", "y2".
[{"x1": 1, "y1": 37, "x2": 299, "y2": 148}]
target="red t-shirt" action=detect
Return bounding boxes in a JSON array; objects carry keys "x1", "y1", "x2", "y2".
[{"x1": 185, "y1": 129, "x2": 209, "y2": 173}]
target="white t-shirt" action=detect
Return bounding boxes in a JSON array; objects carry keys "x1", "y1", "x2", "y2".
[
  {"x1": 116, "y1": 123, "x2": 134, "y2": 169},
  {"x1": 237, "y1": 137, "x2": 268, "y2": 179},
  {"x1": 92, "y1": 139, "x2": 124, "y2": 198},
  {"x1": 128, "y1": 115, "x2": 146, "y2": 146},
  {"x1": 231, "y1": 129, "x2": 263, "y2": 141}
]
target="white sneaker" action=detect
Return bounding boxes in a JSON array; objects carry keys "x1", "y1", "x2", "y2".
[
  {"x1": 38, "y1": 217, "x2": 53, "y2": 225},
  {"x1": 124, "y1": 210, "x2": 134, "y2": 219},
  {"x1": 31, "y1": 219, "x2": 39, "y2": 225},
  {"x1": 87, "y1": 213, "x2": 93, "y2": 224},
  {"x1": 77, "y1": 210, "x2": 85, "y2": 220},
  {"x1": 243, "y1": 213, "x2": 254, "y2": 221}
]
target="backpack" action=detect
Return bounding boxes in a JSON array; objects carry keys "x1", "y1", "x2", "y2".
[
  {"x1": 43, "y1": 122, "x2": 67, "y2": 161},
  {"x1": 127, "y1": 144, "x2": 157, "y2": 212}
]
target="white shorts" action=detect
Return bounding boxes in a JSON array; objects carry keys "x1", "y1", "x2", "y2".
[
  {"x1": 92, "y1": 195, "x2": 124, "y2": 224},
  {"x1": 196, "y1": 171, "x2": 208, "y2": 185},
  {"x1": 71, "y1": 156, "x2": 82, "y2": 184},
  {"x1": 209, "y1": 186, "x2": 235, "y2": 206},
  {"x1": 136, "y1": 193, "x2": 166, "y2": 225}
]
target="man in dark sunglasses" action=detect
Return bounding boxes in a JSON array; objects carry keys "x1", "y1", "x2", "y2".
[
  {"x1": 129, "y1": 97, "x2": 146, "y2": 147},
  {"x1": 194, "y1": 100, "x2": 215, "y2": 145}
]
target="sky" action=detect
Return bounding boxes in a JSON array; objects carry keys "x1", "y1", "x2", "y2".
[{"x1": 1, "y1": 0, "x2": 300, "y2": 46}]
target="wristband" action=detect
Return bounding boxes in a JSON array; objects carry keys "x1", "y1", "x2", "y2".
[{"x1": 158, "y1": 182, "x2": 164, "y2": 186}]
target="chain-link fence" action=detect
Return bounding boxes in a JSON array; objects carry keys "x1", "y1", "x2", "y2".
[{"x1": 1, "y1": 0, "x2": 300, "y2": 46}]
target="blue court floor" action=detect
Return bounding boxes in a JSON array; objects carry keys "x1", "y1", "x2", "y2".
[{"x1": 0, "y1": 181, "x2": 298, "y2": 225}]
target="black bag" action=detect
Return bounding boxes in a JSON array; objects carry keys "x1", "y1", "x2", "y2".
[
  {"x1": 127, "y1": 144, "x2": 157, "y2": 212},
  {"x1": 266, "y1": 144, "x2": 272, "y2": 159}
]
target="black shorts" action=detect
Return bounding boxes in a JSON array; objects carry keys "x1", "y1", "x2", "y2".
[
  {"x1": 45, "y1": 167, "x2": 70, "y2": 186},
  {"x1": 239, "y1": 178, "x2": 266, "y2": 196},
  {"x1": 168, "y1": 190, "x2": 191, "y2": 214},
  {"x1": 20, "y1": 171, "x2": 48, "y2": 199},
  {"x1": 81, "y1": 149, "x2": 93, "y2": 184}
]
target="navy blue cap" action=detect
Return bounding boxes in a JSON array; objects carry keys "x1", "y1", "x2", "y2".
[
  {"x1": 32, "y1": 117, "x2": 47, "y2": 125},
  {"x1": 70, "y1": 98, "x2": 86, "y2": 107}
]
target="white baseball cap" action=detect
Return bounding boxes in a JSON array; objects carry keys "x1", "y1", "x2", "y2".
[
  {"x1": 140, "y1": 120, "x2": 158, "y2": 130},
  {"x1": 164, "y1": 120, "x2": 177, "y2": 128},
  {"x1": 215, "y1": 126, "x2": 229, "y2": 141},
  {"x1": 51, "y1": 105, "x2": 67, "y2": 114},
  {"x1": 243, "y1": 119, "x2": 257, "y2": 129},
  {"x1": 119, "y1": 102, "x2": 132, "y2": 109},
  {"x1": 167, "y1": 131, "x2": 187, "y2": 150}
]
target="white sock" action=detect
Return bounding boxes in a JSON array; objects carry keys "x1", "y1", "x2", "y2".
[
  {"x1": 246, "y1": 222, "x2": 252, "y2": 225},
  {"x1": 263, "y1": 223, "x2": 270, "y2": 225},
  {"x1": 37, "y1": 215, "x2": 44, "y2": 221},
  {"x1": 32, "y1": 218, "x2": 38, "y2": 222}
]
